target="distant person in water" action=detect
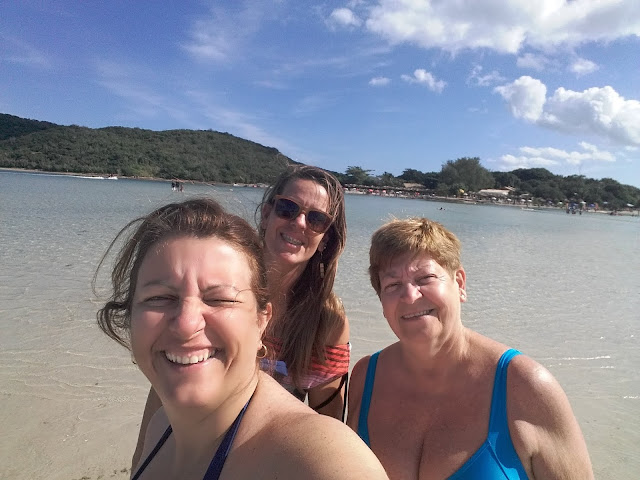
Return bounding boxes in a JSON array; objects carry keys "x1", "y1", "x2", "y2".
[
  {"x1": 347, "y1": 217, "x2": 593, "y2": 479},
  {"x1": 95, "y1": 198, "x2": 388, "y2": 480}
]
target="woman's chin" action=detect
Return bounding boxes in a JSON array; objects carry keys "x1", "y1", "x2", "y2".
[{"x1": 160, "y1": 387, "x2": 221, "y2": 410}]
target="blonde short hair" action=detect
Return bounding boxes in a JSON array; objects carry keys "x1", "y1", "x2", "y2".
[{"x1": 369, "y1": 217, "x2": 461, "y2": 295}]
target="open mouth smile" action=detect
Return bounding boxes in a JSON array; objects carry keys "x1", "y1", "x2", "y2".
[
  {"x1": 164, "y1": 349, "x2": 217, "y2": 365},
  {"x1": 281, "y1": 233, "x2": 303, "y2": 246},
  {"x1": 401, "y1": 309, "x2": 435, "y2": 319}
]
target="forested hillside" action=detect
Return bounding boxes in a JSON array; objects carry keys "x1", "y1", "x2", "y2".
[
  {"x1": 1, "y1": 113, "x2": 638, "y2": 209},
  {"x1": 0, "y1": 114, "x2": 297, "y2": 184}
]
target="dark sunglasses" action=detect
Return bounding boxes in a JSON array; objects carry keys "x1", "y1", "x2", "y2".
[{"x1": 273, "y1": 195, "x2": 333, "y2": 234}]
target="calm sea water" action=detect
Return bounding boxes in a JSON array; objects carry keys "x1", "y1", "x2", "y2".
[{"x1": 1, "y1": 170, "x2": 638, "y2": 479}]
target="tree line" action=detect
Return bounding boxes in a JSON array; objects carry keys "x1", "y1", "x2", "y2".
[
  {"x1": 1, "y1": 113, "x2": 638, "y2": 209},
  {"x1": 336, "y1": 159, "x2": 639, "y2": 210}
]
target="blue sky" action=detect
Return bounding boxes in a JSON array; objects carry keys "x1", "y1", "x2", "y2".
[{"x1": 2, "y1": 1, "x2": 639, "y2": 187}]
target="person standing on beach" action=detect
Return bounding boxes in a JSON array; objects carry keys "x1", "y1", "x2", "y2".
[
  {"x1": 132, "y1": 165, "x2": 351, "y2": 469},
  {"x1": 347, "y1": 217, "x2": 593, "y2": 480},
  {"x1": 95, "y1": 198, "x2": 387, "y2": 479}
]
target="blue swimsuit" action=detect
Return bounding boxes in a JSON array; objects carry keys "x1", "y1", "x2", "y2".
[{"x1": 357, "y1": 348, "x2": 529, "y2": 479}]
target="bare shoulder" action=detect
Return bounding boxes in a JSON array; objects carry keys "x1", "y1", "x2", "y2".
[
  {"x1": 328, "y1": 313, "x2": 350, "y2": 345},
  {"x1": 132, "y1": 406, "x2": 170, "y2": 473},
  {"x1": 506, "y1": 354, "x2": 573, "y2": 421},
  {"x1": 251, "y1": 374, "x2": 388, "y2": 479},
  {"x1": 325, "y1": 295, "x2": 349, "y2": 345},
  {"x1": 351, "y1": 353, "x2": 372, "y2": 386},
  {"x1": 506, "y1": 354, "x2": 594, "y2": 479},
  {"x1": 269, "y1": 411, "x2": 389, "y2": 479},
  {"x1": 345, "y1": 354, "x2": 372, "y2": 428}
]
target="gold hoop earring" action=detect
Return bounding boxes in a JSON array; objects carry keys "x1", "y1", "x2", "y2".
[{"x1": 256, "y1": 344, "x2": 268, "y2": 359}]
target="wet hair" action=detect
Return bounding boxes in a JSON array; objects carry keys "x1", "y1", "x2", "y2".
[
  {"x1": 95, "y1": 198, "x2": 268, "y2": 350},
  {"x1": 256, "y1": 165, "x2": 347, "y2": 388},
  {"x1": 369, "y1": 217, "x2": 462, "y2": 296}
]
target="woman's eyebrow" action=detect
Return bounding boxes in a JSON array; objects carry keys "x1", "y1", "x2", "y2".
[
  {"x1": 380, "y1": 270, "x2": 401, "y2": 280},
  {"x1": 137, "y1": 279, "x2": 174, "y2": 289}
]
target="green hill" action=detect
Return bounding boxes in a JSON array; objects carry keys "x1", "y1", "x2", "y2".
[{"x1": 0, "y1": 113, "x2": 298, "y2": 184}]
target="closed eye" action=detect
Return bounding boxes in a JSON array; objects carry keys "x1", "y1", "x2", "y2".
[
  {"x1": 204, "y1": 298, "x2": 240, "y2": 307},
  {"x1": 416, "y1": 275, "x2": 437, "y2": 286},
  {"x1": 142, "y1": 295, "x2": 175, "y2": 306},
  {"x1": 382, "y1": 282, "x2": 401, "y2": 293}
]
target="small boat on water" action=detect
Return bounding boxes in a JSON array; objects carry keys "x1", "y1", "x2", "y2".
[{"x1": 72, "y1": 174, "x2": 118, "y2": 180}]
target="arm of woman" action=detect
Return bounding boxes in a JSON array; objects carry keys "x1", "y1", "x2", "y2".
[
  {"x1": 131, "y1": 386, "x2": 163, "y2": 471},
  {"x1": 307, "y1": 316, "x2": 350, "y2": 420},
  {"x1": 508, "y1": 356, "x2": 594, "y2": 480}
]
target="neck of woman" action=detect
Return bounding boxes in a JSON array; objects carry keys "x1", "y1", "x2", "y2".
[
  {"x1": 161, "y1": 376, "x2": 258, "y2": 470},
  {"x1": 395, "y1": 326, "x2": 473, "y2": 380}
]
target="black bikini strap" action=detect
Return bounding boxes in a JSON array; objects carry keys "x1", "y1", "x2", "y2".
[
  {"x1": 131, "y1": 425, "x2": 173, "y2": 480},
  {"x1": 311, "y1": 372, "x2": 349, "y2": 421},
  {"x1": 203, "y1": 394, "x2": 254, "y2": 480},
  {"x1": 131, "y1": 392, "x2": 254, "y2": 480}
]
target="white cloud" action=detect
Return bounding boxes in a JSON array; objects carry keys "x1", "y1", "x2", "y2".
[
  {"x1": 1, "y1": 34, "x2": 52, "y2": 69},
  {"x1": 495, "y1": 77, "x2": 640, "y2": 146},
  {"x1": 467, "y1": 64, "x2": 505, "y2": 86},
  {"x1": 369, "y1": 76, "x2": 391, "y2": 86},
  {"x1": 496, "y1": 142, "x2": 616, "y2": 170},
  {"x1": 186, "y1": 89, "x2": 300, "y2": 156},
  {"x1": 516, "y1": 53, "x2": 550, "y2": 71},
  {"x1": 541, "y1": 85, "x2": 640, "y2": 145},
  {"x1": 363, "y1": 0, "x2": 640, "y2": 54},
  {"x1": 569, "y1": 57, "x2": 599, "y2": 76},
  {"x1": 401, "y1": 69, "x2": 446, "y2": 93},
  {"x1": 494, "y1": 76, "x2": 547, "y2": 122},
  {"x1": 328, "y1": 8, "x2": 362, "y2": 29},
  {"x1": 95, "y1": 60, "x2": 199, "y2": 127},
  {"x1": 182, "y1": 3, "x2": 268, "y2": 62}
]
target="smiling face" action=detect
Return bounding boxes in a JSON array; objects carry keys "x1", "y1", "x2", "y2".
[
  {"x1": 261, "y1": 178, "x2": 331, "y2": 272},
  {"x1": 379, "y1": 252, "x2": 466, "y2": 346},
  {"x1": 130, "y1": 236, "x2": 270, "y2": 410}
]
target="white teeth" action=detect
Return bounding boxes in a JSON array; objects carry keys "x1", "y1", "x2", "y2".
[
  {"x1": 165, "y1": 350, "x2": 215, "y2": 365},
  {"x1": 282, "y1": 233, "x2": 303, "y2": 246},
  {"x1": 402, "y1": 309, "x2": 433, "y2": 319}
]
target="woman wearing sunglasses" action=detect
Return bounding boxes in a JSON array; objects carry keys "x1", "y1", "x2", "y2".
[
  {"x1": 131, "y1": 166, "x2": 350, "y2": 471},
  {"x1": 257, "y1": 165, "x2": 349, "y2": 420}
]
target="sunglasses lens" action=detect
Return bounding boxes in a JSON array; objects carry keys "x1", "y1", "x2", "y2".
[
  {"x1": 274, "y1": 198, "x2": 300, "y2": 219},
  {"x1": 307, "y1": 211, "x2": 331, "y2": 233},
  {"x1": 273, "y1": 197, "x2": 332, "y2": 233}
]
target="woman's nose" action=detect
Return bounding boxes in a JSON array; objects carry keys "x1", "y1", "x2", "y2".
[
  {"x1": 400, "y1": 282, "x2": 422, "y2": 302},
  {"x1": 169, "y1": 298, "x2": 205, "y2": 339},
  {"x1": 292, "y1": 211, "x2": 308, "y2": 229}
]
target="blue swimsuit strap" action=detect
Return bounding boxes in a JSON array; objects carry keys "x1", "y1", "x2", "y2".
[
  {"x1": 131, "y1": 393, "x2": 254, "y2": 480},
  {"x1": 487, "y1": 348, "x2": 521, "y2": 447},
  {"x1": 357, "y1": 350, "x2": 381, "y2": 447}
]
